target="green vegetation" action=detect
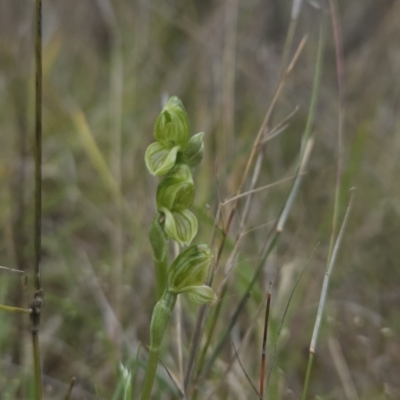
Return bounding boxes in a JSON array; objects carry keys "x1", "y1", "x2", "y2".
[{"x1": 1, "y1": 1, "x2": 400, "y2": 399}]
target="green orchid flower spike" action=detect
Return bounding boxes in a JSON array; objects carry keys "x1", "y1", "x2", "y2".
[{"x1": 141, "y1": 96, "x2": 216, "y2": 400}]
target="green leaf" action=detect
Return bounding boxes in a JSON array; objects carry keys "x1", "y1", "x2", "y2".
[
  {"x1": 167, "y1": 244, "x2": 213, "y2": 292},
  {"x1": 145, "y1": 142, "x2": 180, "y2": 176},
  {"x1": 161, "y1": 208, "x2": 198, "y2": 246},
  {"x1": 157, "y1": 164, "x2": 194, "y2": 211},
  {"x1": 154, "y1": 96, "x2": 190, "y2": 149}
]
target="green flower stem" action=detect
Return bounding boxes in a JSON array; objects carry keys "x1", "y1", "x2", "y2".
[
  {"x1": 154, "y1": 256, "x2": 168, "y2": 301},
  {"x1": 141, "y1": 290, "x2": 177, "y2": 400}
]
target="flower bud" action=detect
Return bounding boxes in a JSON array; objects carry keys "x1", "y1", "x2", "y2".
[
  {"x1": 154, "y1": 96, "x2": 189, "y2": 150},
  {"x1": 168, "y1": 244, "x2": 214, "y2": 293},
  {"x1": 157, "y1": 164, "x2": 194, "y2": 211},
  {"x1": 181, "y1": 132, "x2": 205, "y2": 169},
  {"x1": 148, "y1": 213, "x2": 168, "y2": 262},
  {"x1": 161, "y1": 208, "x2": 198, "y2": 246},
  {"x1": 145, "y1": 142, "x2": 180, "y2": 176}
]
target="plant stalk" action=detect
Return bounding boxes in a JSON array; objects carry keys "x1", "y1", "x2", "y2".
[
  {"x1": 32, "y1": 1, "x2": 44, "y2": 399},
  {"x1": 155, "y1": 257, "x2": 168, "y2": 301},
  {"x1": 140, "y1": 291, "x2": 176, "y2": 400},
  {"x1": 34, "y1": 0, "x2": 42, "y2": 292}
]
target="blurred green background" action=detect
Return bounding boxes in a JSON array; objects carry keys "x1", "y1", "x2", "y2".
[{"x1": 1, "y1": 0, "x2": 400, "y2": 399}]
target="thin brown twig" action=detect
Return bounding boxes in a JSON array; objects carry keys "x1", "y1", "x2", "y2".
[
  {"x1": 159, "y1": 358, "x2": 184, "y2": 397},
  {"x1": 260, "y1": 282, "x2": 272, "y2": 398},
  {"x1": 232, "y1": 342, "x2": 262, "y2": 400},
  {"x1": 221, "y1": 175, "x2": 300, "y2": 206},
  {"x1": 0, "y1": 265, "x2": 25, "y2": 274},
  {"x1": 64, "y1": 377, "x2": 76, "y2": 400}
]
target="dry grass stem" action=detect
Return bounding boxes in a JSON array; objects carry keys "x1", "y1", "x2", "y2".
[
  {"x1": 260, "y1": 283, "x2": 272, "y2": 397},
  {"x1": 0, "y1": 265, "x2": 25, "y2": 274},
  {"x1": 232, "y1": 342, "x2": 262, "y2": 400},
  {"x1": 328, "y1": 336, "x2": 360, "y2": 400}
]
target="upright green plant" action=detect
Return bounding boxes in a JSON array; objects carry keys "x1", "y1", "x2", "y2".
[{"x1": 140, "y1": 97, "x2": 216, "y2": 400}]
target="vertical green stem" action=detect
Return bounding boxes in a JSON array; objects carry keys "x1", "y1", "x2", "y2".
[
  {"x1": 33, "y1": 1, "x2": 43, "y2": 399},
  {"x1": 141, "y1": 291, "x2": 176, "y2": 400},
  {"x1": 301, "y1": 352, "x2": 314, "y2": 400},
  {"x1": 32, "y1": 331, "x2": 42, "y2": 400},
  {"x1": 155, "y1": 257, "x2": 168, "y2": 301},
  {"x1": 140, "y1": 346, "x2": 162, "y2": 400},
  {"x1": 34, "y1": 0, "x2": 42, "y2": 292}
]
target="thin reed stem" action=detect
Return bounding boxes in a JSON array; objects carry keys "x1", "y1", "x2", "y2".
[
  {"x1": 0, "y1": 265, "x2": 25, "y2": 274},
  {"x1": 34, "y1": 0, "x2": 42, "y2": 292},
  {"x1": 260, "y1": 283, "x2": 272, "y2": 398},
  {"x1": 301, "y1": 191, "x2": 354, "y2": 400},
  {"x1": 327, "y1": 0, "x2": 345, "y2": 263},
  {"x1": 197, "y1": 28, "x2": 318, "y2": 379},
  {"x1": 200, "y1": 233, "x2": 278, "y2": 380},
  {"x1": 32, "y1": 329, "x2": 42, "y2": 400},
  {"x1": 279, "y1": 0, "x2": 304, "y2": 78},
  {"x1": 266, "y1": 245, "x2": 318, "y2": 396},
  {"x1": 32, "y1": 2, "x2": 44, "y2": 399},
  {"x1": 64, "y1": 377, "x2": 76, "y2": 400},
  {"x1": 0, "y1": 304, "x2": 31, "y2": 314}
]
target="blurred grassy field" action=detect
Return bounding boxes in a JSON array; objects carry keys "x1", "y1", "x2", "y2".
[{"x1": 1, "y1": 1, "x2": 400, "y2": 399}]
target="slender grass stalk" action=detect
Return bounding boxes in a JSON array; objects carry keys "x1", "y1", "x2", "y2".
[
  {"x1": 0, "y1": 266, "x2": 25, "y2": 274},
  {"x1": 279, "y1": 0, "x2": 304, "y2": 79},
  {"x1": 185, "y1": 35, "x2": 308, "y2": 394},
  {"x1": 202, "y1": 296, "x2": 267, "y2": 400},
  {"x1": 232, "y1": 342, "x2": 261, "y2": 398},
  {"x1": 260, "y1": 283, "x2": 272, "y2": 398},
  {"x1": 34, "y1": 0, "x2": 42, "y2": 292},
  {"x1": 328, "y1": 336, "x2": 360, "y2": 400},
  {"x1": 197, "y1": 19, "x2": 321, "y2": 380},
  {"x1": 221, "y1": 0, "x2": 238, "y2": 167},
  {"x1": 266, "y1": 245, "x2": 318, "y2": 399},
  {"x1": 301, "y1": 192, "x2": 354, "y2": 400},
  {"x1": 194, "y1": 280, "x2": 228, "y2": 380},
  {"x1": 200, "y1": 233, "x2": 278, "y2": 380},
  {"x1": 104, "y1": 2, "x2": 124, "y2": 348},
  {"x1": 32, "y1": 2, "x2": 44, "y2": 399},
  {"x1": 0, "y1": 304, "x2": 31, "y2": 314},
  {"x1": 327, "y1": 0, "x2": 345, "y2": 265},
  {"x1": 199, "y1": 130, "x2": 314, "y2": 381},
  {"x1": 64, "y1": 377, "x2": 76, "y2": 400},
  {"x1": 301, "y1": 8, "x2": 345, "y2": 399}
]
